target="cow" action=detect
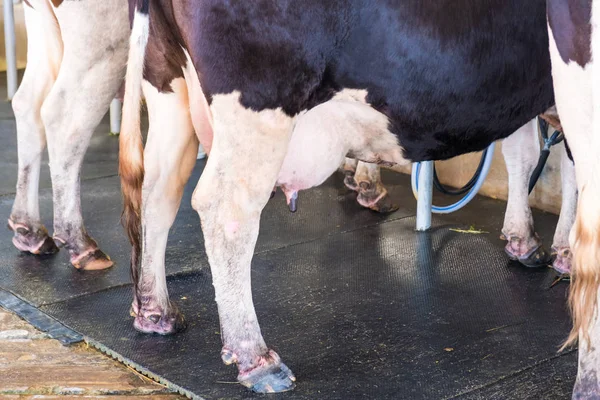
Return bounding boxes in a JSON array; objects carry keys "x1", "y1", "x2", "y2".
[
  {"x1": 120, "y1": 0, "x2": 588, "y2": 394},
  {"x1": 7, "y1": 0, "x2": 129, "y2": 270},
  {"x1": 6, "y1": 0, "x2": 572, "y2": 279},
  {"x1": 344, "y1": 119, "x2": 577, "y2": 275},
  {"x1": 547, "y1": 0, "x2": 600, "y2": 396}
]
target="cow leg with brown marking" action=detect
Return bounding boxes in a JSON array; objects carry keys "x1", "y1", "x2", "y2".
[
  {"x1": 41, "y1": 0, "x2": 128, "y2": 270},
  {"x1": 8, "y1": 0, "x2": 62, "y2": 255},
  {"x1": 501, "y1": 119, "x2": 552, "y2": 267},
  {"x1": 129, "y1": 79, "x2": 198, "y2": 334},
  {"x1": 192, "y1": 93, "x2": 296, "y2": 393}
]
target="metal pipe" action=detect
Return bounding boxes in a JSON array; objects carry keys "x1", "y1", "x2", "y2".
[
  {"x1": 415, "y1": 160, "x2": 433, "y2": 231},
  {"x1": 4, "y1": 0, "x2": 18, "y2": 99},
  {"x1": 109, "y1": 99, "x2": 122, "y2": 135}
]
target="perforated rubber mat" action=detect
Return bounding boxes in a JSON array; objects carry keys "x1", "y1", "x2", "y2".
[{"x1": 0, "y1": 109, "x2": 576, "y2": 399}]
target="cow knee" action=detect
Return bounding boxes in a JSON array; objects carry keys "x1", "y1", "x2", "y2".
[
  {"x1": 12, "y1": 85, "x2": 37, "y2": 122},
  {"x1": 12, "y1": 90, "x2": 47, "y2": 158},
  {"x1": 191, "y1": 187, "x2": 211, "y2": 216},
  {"x1": 40, "y1": 92, "x2": 66, "y2": 137}
]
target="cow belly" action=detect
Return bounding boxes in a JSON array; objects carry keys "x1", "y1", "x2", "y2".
[
  {"x1": 276, "y1": 90, "x2": 406, "y2": 196},
  {"x1": 185, "y1": 0, "x2": 554, "y2": 162}
]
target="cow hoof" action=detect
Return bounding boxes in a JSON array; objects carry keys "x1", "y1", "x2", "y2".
[
  {"x1": 70, "y1": 248, "x2": 114, "y2": 271},
  {"x1": 133, "y1": 305, "x2": 187, "y2": 335},
  {"x1": 238, "y1": 350, "x2": 296, "y2": 393},
  {"x1": 343, "y1": 171, "x2": 359, "y2": 191},
  {"x1": 551, "y1": 247, "x2": 572, "y2": 275},
  {"x1": 505, "y1": 244, "x2": 552, "y2": 268},
  {"x1": 357, "y1": 192, "x2": 399, "y2": 214},
  {"x1": 502, "y1": 235, "x2": 551, "y2": 268},
  {"x1": 7, "y1": 219, "x2": 59, "y2": 255},
  {"x1": 519, "y1": 246, "x2": 552, "y2": 268}
]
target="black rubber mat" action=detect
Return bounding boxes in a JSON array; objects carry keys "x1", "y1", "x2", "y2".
[
  {"x1": 459, "y1": 351, "x2": 577, "y2": 399},
  {"x1": 39, "y1": 215, "x2": 575, "y2": 399},
  {"x1": 0, "y1": 288, "x2": 82, "y2": 345}
]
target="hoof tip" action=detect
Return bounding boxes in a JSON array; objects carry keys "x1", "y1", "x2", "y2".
[
  {"x1": 9, "y1": 221, "x2": 59, "y2": 256},
  {"x1": 73, "y1": 250, "x2": 114, "y2": 271},
  {"x1": 246, "y1": 363, "x2": 296, "y2": 393},
  {"x1": 221, "y1": 349, "x2": 237, "y2": 365},
  {"x1": 505, "y1": 245, "x2": 552, "y2": 268}
]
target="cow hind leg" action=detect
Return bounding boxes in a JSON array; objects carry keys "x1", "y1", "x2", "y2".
[
  {"x1": 130, "y1": 79, "x2": 197, "y2": 335},
  {"x1": 354, "y1": 162, "x2": 398, "y2": 213},
  {"x1": 551, "y1": 142, "x2": 577, "y2": 275},
  {"x1": 501, "y1": 119, "x2": 551, "y2": 267},
  {"x1": 40, "y1": 0, "x2": 128, "y2": 270},
  {"x1": 192, "y1": 93, "x2": 295, "y2": 393},
  {"x1": 341, "y1": 157, "x2": 359, "y2": 190},
  {"x1": 548, "y1": 8, "x2": 600, "y2": 393},
  {"x1": 8, "y1": 1, "x2": 61, "y2": 255}
]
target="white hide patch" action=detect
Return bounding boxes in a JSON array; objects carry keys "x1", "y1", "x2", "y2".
[{"x1": 181, "y1": 47, "x2": 214, "y2": 154}]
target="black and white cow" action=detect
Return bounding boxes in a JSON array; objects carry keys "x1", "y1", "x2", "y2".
[
  {"x1": 547, "y1": 0, "x2": 600, "y2": 395},
  {"x1": 119, "y1": 0, "x2": 590, "y2": 394},
  {"x1": 6, "y1": 1, "x2": 573, "y2": 275}
]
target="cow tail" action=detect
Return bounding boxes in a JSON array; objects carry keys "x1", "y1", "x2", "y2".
[
  {"x1": 563, "y1": 182, "x2": 600, "y2": 350},
  {"x1": 119, "y1": 0, "x2": 150, "y2": 308}
]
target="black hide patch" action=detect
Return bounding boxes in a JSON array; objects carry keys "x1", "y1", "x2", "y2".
[{"x1": 157, "y1": 0, "x2": 555, "y2": 162}]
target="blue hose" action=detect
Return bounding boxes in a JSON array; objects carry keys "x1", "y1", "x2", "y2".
[{"x1": 411, "y1": 142, "x2": 496, "y2": 214}]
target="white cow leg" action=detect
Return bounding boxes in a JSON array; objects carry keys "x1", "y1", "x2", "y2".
[
  {"x1": 130, "y1": 79, "x2": 198, "y2": 335},
  {"x1": 192, "y1": 93, "x2": 295, "y2": 393},
  {"x1": 41, "y1": 0, "x2": 128, "y2": 270},
  {"x1": 501, "y1": 119, "x2": 551, "y2": 267},
  {"x1": 551, "y1": 142, "x2": 577, "y2": 275},
  {"x1": 574, "y1": 309, "x2": 600, "y2": 399},
  {"x1": 8, "y1": 1, "x2": 61, "y2": 255}
]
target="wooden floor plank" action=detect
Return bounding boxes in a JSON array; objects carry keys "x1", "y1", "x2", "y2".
[
  {"x1": 0, "y1": 308, "x2": 185, "y2": 398},
  {"x1": 4, "y1": 396, "x2": 184, "y2": 400}
]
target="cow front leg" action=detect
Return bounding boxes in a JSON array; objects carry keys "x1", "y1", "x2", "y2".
[
  {"x1": 40, "y1": 0, "x2": 128, "y2": 270},
  {"x1": 551, "y1": 142, "x2": 577, "y2": 275},
  {"x1": 130, "y1": 80, "x2": 197, "y2": 335},
  {"x1": 501, "y1": 119, "x2": 551, "y2": 267},
  {"x1": 192, "y1": 93, "x2": 295, "y2": 393},
  {"x1": 353, "y1": 161, "x2": 398, "y2": 213},
  {"x1": 8, "y1": 1, "x2": 61, "y2": 256}
]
